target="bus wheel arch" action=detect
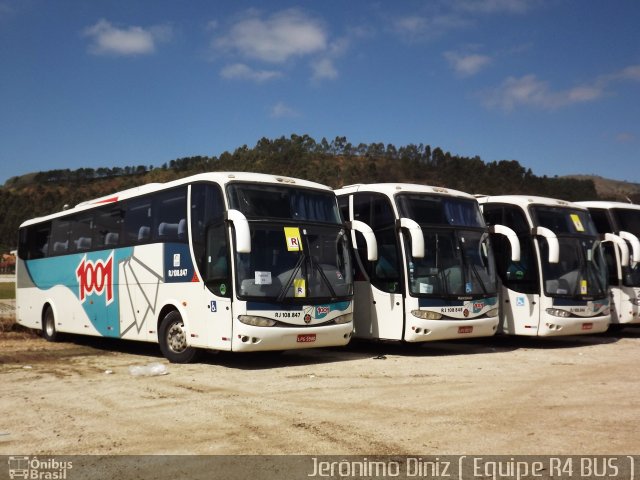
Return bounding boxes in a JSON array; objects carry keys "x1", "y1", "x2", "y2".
[
  {"x1": 157, "y1": 307, "x2": 200, "y2": 363},
  {"x1": 41, "y1": 303, "x2": 59, "y2": 342}
]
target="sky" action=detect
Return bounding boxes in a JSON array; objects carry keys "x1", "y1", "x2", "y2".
[{"x1": 0, "y1": 0, "x2": 639, "y2": 186}]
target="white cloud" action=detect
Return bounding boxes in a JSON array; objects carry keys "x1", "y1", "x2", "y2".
[
  {"x1": 270, "y1": 102, "x2": 299, "y2": 118},
  {"x1": 220, "y1": 63, "x2": 282, "y2": 82},
  {"x1": 214, "y1": 9, "x2": 327, "y2": 63},
  {"x1": 444, "y1": 51, "x2": 492, "y2": 76},
  {"x1": 483, "y1": 64, "x2": 640, "y2": 111},
  {"x1": 311, "y1": 58, "x2": 338, "y2": 81},
  {"x1": 388, "y1": 0, "x2": 538, "y2": 42},
  {"x1": 482, "y1": 74, "x2": 601, "y2": 111},
  {"x1": 83, "y1": 19, "x2": 172, "y2": 56}
]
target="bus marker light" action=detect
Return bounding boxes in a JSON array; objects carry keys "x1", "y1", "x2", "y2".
[
  {"x1": 458, "y1": 326, "x2": 473, "y2": 334},
  {"x1": 582, "y1": 323, "x2": 593, "y2": 330},
  {"x1": 297, "y1": 333, "x2": 316, "y2": 343}
]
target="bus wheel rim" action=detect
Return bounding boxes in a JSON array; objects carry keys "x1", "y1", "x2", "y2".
[
  {"x1": 167, "y1": 322, "x2": 187, "y2": 353},
  {"x1": 45, "y1": 314, "x2": 54, "y2": 336}
]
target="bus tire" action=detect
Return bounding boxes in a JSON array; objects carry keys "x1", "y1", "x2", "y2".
[
  {"x1": 158, "y1": 310, "x2": 199, "y2": 363},
  {"x1": 42, "y1": 306, "x2": 59, "y2": 342}
]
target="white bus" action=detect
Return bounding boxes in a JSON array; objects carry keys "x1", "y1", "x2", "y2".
[
  {"x1": 16, "y1": 172, "x2": 367, "y2": 362},
  {"x1": 335, "y1": 183, "x2": 520, "y2": 342},
  {"x1": 577, "y1": 201, "x2": 640, "y2": 326},
  {"x1": 478, "y1": 195, "x2": 611, "y2": 336}
]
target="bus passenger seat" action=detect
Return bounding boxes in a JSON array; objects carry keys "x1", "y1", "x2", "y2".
[
  {"x1": 138, "y1": 226, "x2": 151, "y2": 241},
  {"x1": 178, "y1": 219, "x2": 186, "y2": 240},
  {"x1": 53, "y1": 241, "x2": 68, "y2": 253},
  {"x1": 75, "y1": 237, "x2": 92, "y2": 250},
  {"x1": 105, "y1": 233, "x2": 119, "y2": 246},
  {"x1": 159, "y1": 222, "x2": 178, "y2": 238}
]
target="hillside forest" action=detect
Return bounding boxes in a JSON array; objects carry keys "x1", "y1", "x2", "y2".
[{"x1": 1, "y1": 134, "x2": 636, "y2": 252}]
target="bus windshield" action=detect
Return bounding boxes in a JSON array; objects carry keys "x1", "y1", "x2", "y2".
[
  {"x1": 532, "y1": 207, "x2": 608, "y2": 298},
  {"x1": 396, "y1": 194, "x2": 496, "y2": 298},
  {"x1": 227, "y1": 184, "x2": 351, "y2": 302},
  {"x1": 396, "y1": 194, "x2": 485, "y2": 228},
  {"x1": 227, "y1": 183, "x2": 341, "y2": 223},
  {"x1": 234, "y1": 223, "x2": 352, "y2": 301}
]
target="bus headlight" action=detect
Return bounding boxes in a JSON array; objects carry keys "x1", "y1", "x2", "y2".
[
  {"x1": 545, "y1": 308, "x2": 571, "y2": 318},
  {"x1": 411, "y1": 310, "x2": 443, "y2": 320},
  {"x1": 238, "y1": 315, "x2": 277, "y2": 327},
  {"x1": 333, "y1": 313, "x2": 353, "y2": 325},
  {"x1": 630, "y1": 298, "x2": 640, "y2": 306},
  {"x1": 486, "y1": 308, "x2": 499, "y2": 318}
]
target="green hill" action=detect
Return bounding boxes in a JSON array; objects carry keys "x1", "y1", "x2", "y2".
[{"x1": 0, "y1": 134, "x2": 605, "y2": 251}]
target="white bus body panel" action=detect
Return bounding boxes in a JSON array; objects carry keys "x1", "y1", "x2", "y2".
[
  {"x1": 500, "y1": 288, "x2": 610, "y2": 336},
  {"x1": 352, "y1": 281, "x2": 403, "y2": 340},
  {"x1": 404, "y1": 295, "x2": 499, "y2": 342},
  {"x1": 611, "y1": 286, "x2": 640, "y2": 324}
]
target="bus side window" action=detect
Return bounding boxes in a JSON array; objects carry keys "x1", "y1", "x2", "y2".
[
  {"x1": 70, "y1": 214, "x2": 93, "y2": 252},
  {"x1": 154, "y1": 187, "x2": 187, "y2": 243},
  {"x1": 191, "y1": 183, "x2": 229, "y2": 296},
  {"x1": 123, "y1": 199, "x2": 152, "y2": 245},
  {"x1": 94, "y1": 207, "x2": 123, "y2": 249},
  {"x1": 587, "y1": 208, "x2": 613, "y2": 234},
  {"x1": 19, "y1": 223, "x2": 52, "y2": 260},
  {"x1": 50, "y1": 219, "x2": 72, "y2": 255}
]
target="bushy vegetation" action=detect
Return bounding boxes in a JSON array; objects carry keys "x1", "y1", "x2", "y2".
[{"x1": 0, "y1": 134, "x2": 604, "y2": 251}]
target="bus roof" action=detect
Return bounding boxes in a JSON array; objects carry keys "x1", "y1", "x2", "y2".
[
  {"x1": 476, "y1": 194, "x2": 588, "y2": 211},
  {"x1": 576, "y1": 200, "x2": 640, "y2": 212},
  {"x1": 335, "y1": 183, "x2": 477, "y2": 200},
  {"x1": 20, "y1": 172, "x2": 333, "y2": 227}
]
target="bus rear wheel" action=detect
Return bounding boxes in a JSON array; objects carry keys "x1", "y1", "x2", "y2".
[
  {"x1": 42, "y1": 306, "x2": 59, "y2": 342},
  {"x1": 159, "y1": 311, "x2": 199, "y2": 363}
]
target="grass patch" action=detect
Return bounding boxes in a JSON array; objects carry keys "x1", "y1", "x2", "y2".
[{"x1": 0, "y1": 282, "x2": 15, "y2": 299}]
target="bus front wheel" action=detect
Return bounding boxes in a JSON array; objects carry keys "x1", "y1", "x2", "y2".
[
  {"x1": 42, "y1": 306, "x2": 59, "y2": 342},
  {"x1": 158, "y1": 311, "x2": 199, "y2": 364}
]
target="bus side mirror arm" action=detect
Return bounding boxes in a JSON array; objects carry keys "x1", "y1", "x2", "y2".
[
  {"x1": 397, "y1": 218, "x2": 425, "y2": 259},
  {"x1": 604, "y1": 233, "x2": 630, "y2": 266},
  {"x1": 532, "y1": 226, "x2": 559, "y2": 264},
  {"x1": 225, "y1": 209, "x2": 251, "y2": 254},
  {"x1": 619, "y1": 231, "x2": 640, "y2": 263},
  {"x1": 489, "y1": 224, "x2": 521, "y2": 262},
  {"x1": 346, "y1": 220, "x2": 378, "y2": 261}
]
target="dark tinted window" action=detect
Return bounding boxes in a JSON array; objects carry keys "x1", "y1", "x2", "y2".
[
  {"x1": 18, "y1": 222, "x2": 51, "y2": 260},
  {"x1": 353, "y1": 193, "x2": 401, "y2": 293},
  {"x1": 482, "y1": 204, "x2": 539, "y2": 294},
  {"x1": 154, "y1": 188, "x2": 187, "y2": 242}
]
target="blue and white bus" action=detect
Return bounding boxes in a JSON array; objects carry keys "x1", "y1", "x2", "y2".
[
  {"x1": 478, "y1": 195, "x2": 611, "y2": 336},
  {"x1": 16, "y1": 172, "x2": 369, "y2": 362},
  {"x1": 335, "y1": 183, "x2": 520, "y2": 342},
  {"x1": 577, "y1": 201, "x2": 640, "y2": 326}
]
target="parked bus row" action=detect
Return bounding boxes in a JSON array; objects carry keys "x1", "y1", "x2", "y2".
[{"x1": 15, "y1": 172, "x2": 640, "y2": 362}]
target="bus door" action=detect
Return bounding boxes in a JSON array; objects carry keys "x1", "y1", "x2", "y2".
[
  {"x1": 483, "y1": 204, "x2": 542, "y2": 335},
  {"x1": 188, "y1": 183, "x2": 234, "y2": 350},
  {"x1": 351, "y1": 193, "x2": 405, "y2": 340}
]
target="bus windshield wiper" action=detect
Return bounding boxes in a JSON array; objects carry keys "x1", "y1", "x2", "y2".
[{"x1": 277, "y1": 253, "x2": 305, "y2": 302}]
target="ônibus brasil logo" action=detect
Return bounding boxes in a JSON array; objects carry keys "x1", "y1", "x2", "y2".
[{"x1": 76, "y1": 253, "x2": 114, "y2": 305}]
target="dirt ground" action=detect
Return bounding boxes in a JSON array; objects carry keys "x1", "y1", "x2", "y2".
[{"x1": 1, "y1": 308, "x2": 639, "y2": 456}]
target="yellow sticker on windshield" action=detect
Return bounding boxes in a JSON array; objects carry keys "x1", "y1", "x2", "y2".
[
  {"x1": 580, "y1": 280, "x2": 588, "y2": 295},
  {"x1": 284, "y1": 227, "x2": 303, "y2": 251},
  {"x1": 293, "y1": 278, "x2": 306, "y2": 298},
  {"x1": 570, "y1": 214, "x2": 585, "y2": 232}
]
